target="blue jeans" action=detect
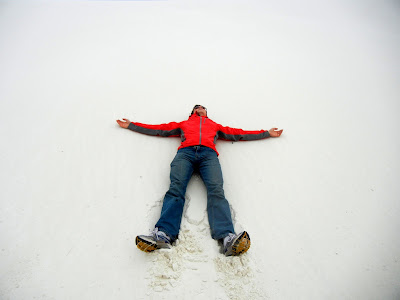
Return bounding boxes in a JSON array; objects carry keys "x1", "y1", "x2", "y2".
[{"x1": 155, "y1": 146, "x2": 235, "y2": 241}]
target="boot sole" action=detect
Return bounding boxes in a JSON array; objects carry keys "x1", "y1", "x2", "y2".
[
  {"x1": 136, "y1": 236, "x2": 158, "y2": 252},
  {"x1": 231, "y1": 231, "x2": 251, "y2": 256}
]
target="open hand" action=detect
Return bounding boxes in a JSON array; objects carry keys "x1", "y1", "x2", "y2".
[
  {"x1": 116, "y1": 118, "x2": 131, "y2": 129},
  {"x1": 269, "y1": 128, "x2": 283, "y2": 137}
]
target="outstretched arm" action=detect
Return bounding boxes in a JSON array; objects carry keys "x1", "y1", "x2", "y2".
[
  {"x1": 217, "y1": 124, "x2": 283, "y2": 141},
  {"x1": 116, "y1": 118, "x2": 182, "y2": 137},
  {"x1": 268, "y1": 128, "x2": 283, "y2": 137}
]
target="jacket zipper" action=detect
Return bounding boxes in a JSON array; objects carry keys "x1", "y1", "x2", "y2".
[
  {"x1": 198, "y1": 116, "x2": 207, "y2": 145},
  {"x1": 199, "y1": 117, "x2": 202, "y2": 145}
]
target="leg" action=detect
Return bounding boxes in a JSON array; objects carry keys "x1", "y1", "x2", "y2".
[
  {"x1": 198, "y1": 148, "x2": 235, "y2": 240},
  {"x1": 155, "y1": 148, "x2": 194, "y2": 241}
]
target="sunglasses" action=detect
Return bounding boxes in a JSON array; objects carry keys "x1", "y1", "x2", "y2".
[{"x1": 193, "y1": 105, "x2": 207, "y2": 110}]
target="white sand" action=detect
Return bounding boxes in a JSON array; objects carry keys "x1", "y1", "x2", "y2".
[{"x1": 1, "y1": 1, "x2": 399, "y2": 299}]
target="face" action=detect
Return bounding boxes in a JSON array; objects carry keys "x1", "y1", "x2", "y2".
[{"x1": 192, "y1": 105, "x2": 207, "y2": 116}]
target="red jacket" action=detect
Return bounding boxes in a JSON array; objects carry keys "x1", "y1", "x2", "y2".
[{"x1": 128, "y1": 114, "x2": 270, "y2": 155}]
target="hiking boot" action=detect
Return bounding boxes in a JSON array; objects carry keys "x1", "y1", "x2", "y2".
[
  {"x1": 136, "y1": 228, "x2": 172, "y2": 252},
  {"x1": 223, "y1": 231, "x2": 251, "y2": 256}
]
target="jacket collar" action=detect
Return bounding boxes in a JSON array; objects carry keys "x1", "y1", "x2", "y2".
[{"x1": 189, "y1": 114, "x2": 208, "y2": 119}]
